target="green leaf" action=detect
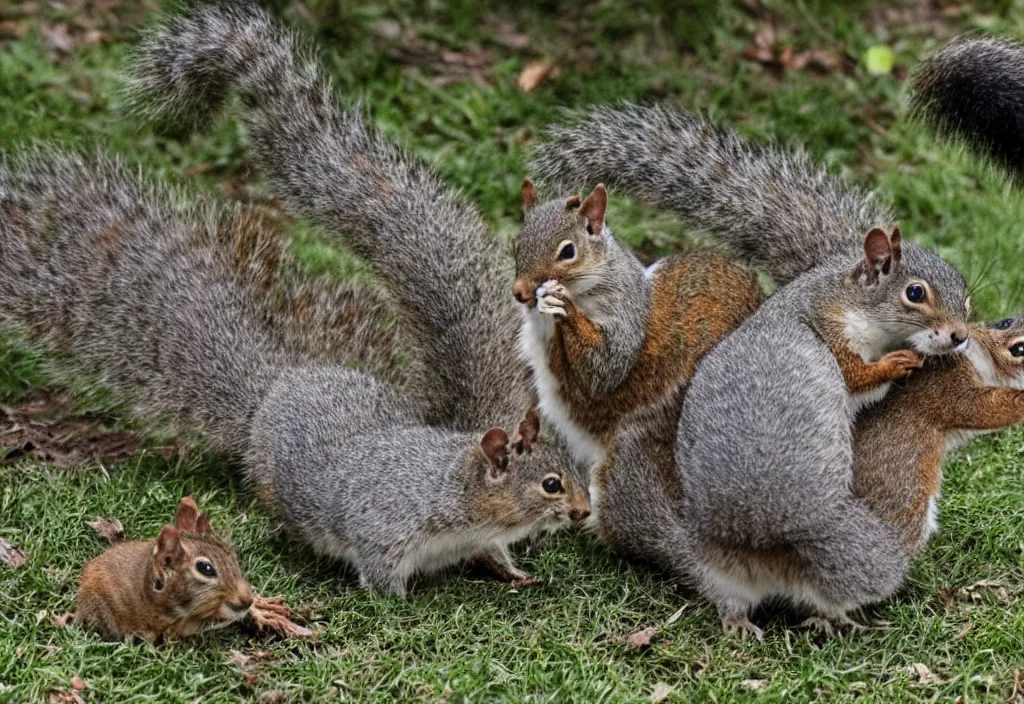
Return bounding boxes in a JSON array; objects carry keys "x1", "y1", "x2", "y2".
[{"x1": 863, "y1": 45, "x2": 895, "y2": 75}]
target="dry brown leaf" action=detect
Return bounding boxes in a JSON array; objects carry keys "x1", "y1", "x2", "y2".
[
  {"x1": 740, "y1": 679, "x2": 767, "y2": 691},
  {"x1": 257, "y1": 691, "x2": 292, "y2": 704},
  {"x1": 0, "y1": 537, "x2": 27, "y2": 568},
  {"x1": 85, "y1": 518, "x2": 125, "y2": 544},
  {"x1": 249, "y1": 595, "x2": 313, "y2": 639},
  {"x1": 47, "y1": 689, "x2": 85, "y2": 704},
  {"x1": 952, "y1": 619, "x2": 973, "y2": 642},
  {"x1": 911, "y1": 663, "x2": 941, "y2": 685},
  {"x1": 651, "y1": 682, "x2": 673, "y2": 703},
  {"x1": 70, "y1": 677, "x2": 86, "y2": 692},
  {"x1": 516, "y1": 59, "x2": 557, "y2": 93},
  {"x1": 626, "y1": 626, "x2": 657, "y2": 648}
]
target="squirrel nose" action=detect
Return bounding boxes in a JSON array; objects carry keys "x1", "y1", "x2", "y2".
[
  {"x1": 513, "y1": 279, "x2": 534, "y2": 304},
  {"x1": 230, "y1": 597, "x2": 253, "y2": 613},
  {"x1": 569, "y1": 508, "x2": 590, "y2": 522}
]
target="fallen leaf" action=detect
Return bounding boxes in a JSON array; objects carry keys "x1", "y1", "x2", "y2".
[
  {"x1": 257, "y1": 691, "x2": 292, "y2": 704},
  {"x1": 249, "y1": 596, "x2": 313, "y2": 639},
  {"x1": 740, "y1": 679, "x2": 767, "y2": 691},
  {"x1": 51, "y1": 612, "x2": 74, "y2": 628},
  {"x1": 47, "y1": 689, "x2": 85, "y2": 704},
  {"x1": 70, "y1": 677, "x2": 86, "y2": 691},
  {"x1": 0, "y1": 537, "x2": 27, "y2": 568},
  {"x1": 626, "y1": 626, "x2": 658, "y2": 648},
  {"x1": 952, "y1": 619, "x2": 973, "y2": 641},
  {"x1": 228, "y1": 649, "x2": 252, "y2": 667},
  {"x1": 516, "y1": 59, "x2": 557, "y2": 93},
  {"x1": 651, "y1": 682, "x2": 673, "y2": 703},
  {"x1": 910, "y1": 662, "x2": 941, "y2": 685},
  {"x1": 863, "y1": 45, "x2": 895, "y2": 75},
  {"x1": 85, "y1": 518, "x2": 125, "y2": 544}
]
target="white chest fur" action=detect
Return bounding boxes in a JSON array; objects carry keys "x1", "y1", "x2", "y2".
[{"x1": 517, "y1": 309, "x2": 606, "y2": 475}]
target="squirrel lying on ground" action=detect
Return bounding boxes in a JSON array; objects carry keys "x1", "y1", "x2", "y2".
[
  {"x1": 75, "y1": 497, "x2": 254, "y2": 643},
  {"x1": 0, "y1": 150, "x2": 589, "y2": 596},
  {"x1": 533, "y1": 104, "x2": 973, "y2": 637},
  {"x1": 512, "y1": 180, "x2": 761, "y2": 475}
]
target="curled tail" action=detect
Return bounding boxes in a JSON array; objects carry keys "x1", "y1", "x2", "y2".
[
  {"x1": 127, "y1": 2, "x2": 527, "y2": 431},
  {"x1": 0, "y1": 150, "x2": 398, "y2": 457},
  {"x1": 531, "y1": 104, "x2": 893, "y2": 286},
  {"x1": 910, "y1": 35, "x2": 1024, "y2": 186}
]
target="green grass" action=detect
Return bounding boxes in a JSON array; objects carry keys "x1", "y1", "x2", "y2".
[{"x1": 2, "y1": 0, "x2": 1024, "y2": 701}]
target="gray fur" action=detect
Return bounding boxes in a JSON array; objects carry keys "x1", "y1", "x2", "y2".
[
  {"x1": 0, "y1": 151, "x2": 586, "y2": 595},
  {"x1": 530, "y1": 104, "x2": 894, "y2": 286},
  {"x1": 125, "y1": 1, "x2": 526, "y2": 432}
]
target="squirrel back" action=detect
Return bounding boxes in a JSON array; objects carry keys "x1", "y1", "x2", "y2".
[
  {"x1": 75, "y1": 497, "x2": 254, "y2": 643},
  {"x1": 126, "y1": 1, "x2": 527, "y2": 432},
  {"x1": 910, "y1": 35, "x2": 1024, "y2": 185},
  {"x1": 530, "y1": 104, "x2": 894, "y2": 286}
]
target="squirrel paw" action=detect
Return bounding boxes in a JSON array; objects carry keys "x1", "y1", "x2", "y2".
[
  {"x1": 721, "y1": 616, "x2": 764, "y2": 642},
  {"x1": 797, "y1": 612, "x2": 863, "y2": 637},
  {"x1": 510, "y1": 575, "x2": 539, "y2": 590},
  {"x1": 536, "y1": 280, "x2": 570, "y2": 317},
  {"x1": 877, "y1": 350, "x2": 924, "y2": 379}
]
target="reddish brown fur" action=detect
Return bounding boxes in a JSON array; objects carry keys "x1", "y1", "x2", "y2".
[{"x1": 547, "y1": 250, "x2": 762, "y2": 444}]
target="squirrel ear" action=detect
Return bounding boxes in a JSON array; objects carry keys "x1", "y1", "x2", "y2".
[
  {"x1": 564, "y1": 194, "x2": 582, "y2": 210},
  {"x1": 863, "y1": 227, "x2": 898, "y2": 284},
  {"x1": 522, "y1": 179, "x2": 539, "y2": 213},
  {"x1": 175, "y1": 496, "x2": 200, "y2": 533},
  {"x1": 513, "y1": 408, "x2": 541, "y2": 454},
  {"x1": 480, "y1": 427, "x2": 510, "y2": 477},
  {"x1": 153, "y1": 525, "x2": 184, "y2": 570},
  {"x1": 195, "y1": 514, "x2": 213, "y2": 536},
  {"x1": 580, "y1": 184, "x2": 607, "y2": 237}
]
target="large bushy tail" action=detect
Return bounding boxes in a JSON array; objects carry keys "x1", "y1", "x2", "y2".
[
  {"x1": 910, "y1": 35, "x2": 1024, "y2": 186},
  {"x1": 531, "y1": 104, "x2": 893, "y2": 286},
  {"x1": 126, "y1": 2, "x2": 527, "y2": 431},
  {"x1": 0, "y1": 150, "x2": 398, "y2": 455}
]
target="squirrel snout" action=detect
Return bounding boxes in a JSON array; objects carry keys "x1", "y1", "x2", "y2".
[
  {"x1": 513, "y1": 279, "x2": 536, "y2": 305},
  {"x1": 569, "y1": 507, "x2": 591, "y2": 522}
]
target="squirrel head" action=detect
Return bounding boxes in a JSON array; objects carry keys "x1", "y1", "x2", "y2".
[
  {"x1": 468, "y1": 408, "x2": 591, "y2": 532},
  {"x1": 146, "y1": 497, "x2": 254, "y2": 629},
  {"x1": 972, "y1": 315, "x2": 1024, "y2": 386},
  {"x1": 512, "y1": 180, "x2": 609, "y2": 306},
  {"x1": 845, "y1": 226, "x2": 971, "y2": 357}
]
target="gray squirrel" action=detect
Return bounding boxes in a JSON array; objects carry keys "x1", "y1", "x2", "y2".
[
  {"x1": 0, "y1": 150, "x2": 590, "y2": 596},
  {"x1": 910, "y1": 34, "x2": 1024, "y2": 185},
  {"x1": 531, "y1": 105, "x2": 973, "y2": 637},
  {"x1": 511, "y1": 181, "x2": 761, "y2": 476}
]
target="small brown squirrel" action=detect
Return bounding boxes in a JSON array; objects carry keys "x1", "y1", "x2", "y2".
[
  {"x1": 854, "y1": 315, "x2": 1024, "y2": 555},
  {"x1": 75, "y1": 497, "x2": 254, "y2": 644},
  {"x1": 513, "y1": 180, "x2": 763, "y2": 471}
]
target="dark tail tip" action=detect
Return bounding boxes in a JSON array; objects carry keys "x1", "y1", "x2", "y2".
[{"x1": 910, "y1": 34, "x2": 1024, "y2": 186}]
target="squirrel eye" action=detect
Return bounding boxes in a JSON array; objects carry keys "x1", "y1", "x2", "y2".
[
  {"x1": 558, "y1": 242, "x2": 576, "y2": 261},
  {"x1": 195, "y1": 559, "x2": 217, "y2": 578},
  {"x1": 1010, "y1": 343, "x2": 1024, "y2": 358},
  {"x1": 541, "y1": 476, "x2": 563, "y2": 494},
  {"x1": 905, "y1": 284, "x2": 926, "y2": 304},
  {"x1": 993, "y1": 318, "x2": 1015, "y2": 330}
]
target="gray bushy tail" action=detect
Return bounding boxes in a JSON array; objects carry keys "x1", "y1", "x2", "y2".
[
  {"x1": 531, "y1": 104, "x2": 894, "y2": 286},
  {"x1": 126, "y1": 2, "x2": 527, "y2": 431},
  {"x1": 0, "y1": 150, "x2": 397, "y2": 455},
  {"x1": 910, "y1": 34, "x2": 1024, "y2": 186}
]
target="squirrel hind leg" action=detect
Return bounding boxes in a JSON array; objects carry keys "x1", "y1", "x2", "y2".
[
  {"x1": 715, "y1": 598, "x2": 764, "y2": 642},
  {"x1": 357, "y1": 563, "x2": 409, "y2": 598}
]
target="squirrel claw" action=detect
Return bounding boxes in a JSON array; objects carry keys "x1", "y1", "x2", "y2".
[
  {"x1": 798, "y1": 612, "x2": 863, "y2": 637},
  {"x1": 721, "y1": 617, "x2": 764, "y2": 642},
  {"x1": 536, "y1": 280, "x2": 570, "y2": 316},
  {"x1": 878, "y1": 349, "x2": 924, "y2": 379},
  {"x1": 510, "y1": 576, "x2": 539, "y2": 590}
]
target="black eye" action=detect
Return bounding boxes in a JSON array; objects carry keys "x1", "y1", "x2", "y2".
[
  {"x1": 993, "y1": 318, "x2": 1015, "y2": 330},
  {"x1": 1011, "y1": 343, "x2": 1024, "y2": 358},
  {"x1": 905, "y1": 284, "x2": 926, "y2": 303},
  {"x1": 542, "y1": 477, "x2": 563, "y2": 494},
  {"x1": 195, "y1": 560, "x2": 217, "y2": 578},
  {"x1": 558, "y1": 242, "x2": 576, "y2": 260},
  {"x1": 585, "y1": 223, "x2": 594, "y2": 235}
]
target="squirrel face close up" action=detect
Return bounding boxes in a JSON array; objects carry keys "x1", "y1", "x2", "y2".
[
  {"x1": 841, "y1": 226, "x2": 971, "y2": 357},
  {"x1": 970, "y1": 315, "x2": 1024, "y2": 385},
  {"x1": 470, "y1": 410, "x2": 592, "y2": 531},
  {"x1": 512, "y1": 180, "x2": 610, "y2": 306}
]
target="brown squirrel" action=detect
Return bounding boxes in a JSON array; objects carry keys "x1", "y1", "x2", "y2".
[
  {"x1": 853, "y1": 316, "x2": 1024, "y2": 556},
  {"x1": 75, "y1": 497, "x2": 254, "y2": 644},
  {"x1": 513, "y1": 180, "x2": 763, "y2": 472}
]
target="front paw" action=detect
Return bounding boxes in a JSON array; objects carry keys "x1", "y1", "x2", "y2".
[
  {"x1": 536, "y1": 280, "x2": 570, "y2": 317},
  {"x1": 877, "y1": 350, "x2": 924, "y2": 379},
  {"x1": 510, "y1": 575, "x2": 539, "y2": 589}
]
